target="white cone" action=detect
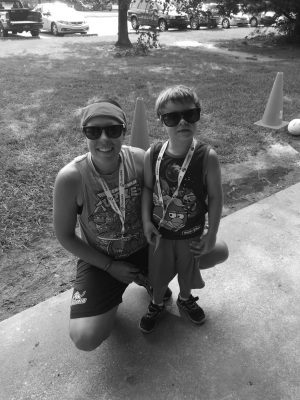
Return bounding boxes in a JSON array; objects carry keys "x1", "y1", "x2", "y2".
[{"x1": 255, "y1": 72, "x2": 288, "y2": 129}]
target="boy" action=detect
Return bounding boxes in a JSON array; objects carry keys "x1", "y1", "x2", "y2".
[{"x1": 140, "y1": 85, "x2": 228, "y2": 333}]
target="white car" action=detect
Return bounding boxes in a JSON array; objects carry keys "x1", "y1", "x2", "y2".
[{"x1": 33, "y1": 2, "x2": 89, "y2": 36}]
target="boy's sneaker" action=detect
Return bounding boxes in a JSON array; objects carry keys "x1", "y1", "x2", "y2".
[
  {"x1": 139, "y1": 302, "x2": 165, "y2": 334},
  {"x1": 176, "y1": 295, "x2": 206, "y2": 325}
]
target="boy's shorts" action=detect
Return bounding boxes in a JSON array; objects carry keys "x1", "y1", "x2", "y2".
[{"x1": 70, "y1": 246, "x2": 148, "y2": 319}]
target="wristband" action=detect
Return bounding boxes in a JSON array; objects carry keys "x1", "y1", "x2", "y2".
[{"x1": 104, "y1": 259, "x2": 113, "y2": 272}]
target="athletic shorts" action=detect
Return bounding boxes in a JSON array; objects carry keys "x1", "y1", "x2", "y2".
[{"x1": 70, "y1": 246, "x2": 148, "y2": 319}]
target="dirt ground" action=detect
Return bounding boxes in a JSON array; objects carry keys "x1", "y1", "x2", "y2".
[{"x1": 1, "y1": 33, "x2": 300, "y2": 322}]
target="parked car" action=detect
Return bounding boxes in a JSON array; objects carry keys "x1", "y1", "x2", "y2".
[
  {"x1": 202, "y1": 2, "x2": 248, "y2": 28},
  {"x1": 242, "y1": 10, "x2": 276, "y2": 27},
  {"x1": 189, "y1": 9, "x2": 218, "y2": 29},
  {"x1": 33, "y1": 2, "x2": 89, "y2": 35},
  {"x1": 0, "y1": 0, "x2": 42, "y2": 37},
  {"x1": 127, "y1": 0, "x2": 188, "y2": 32}
]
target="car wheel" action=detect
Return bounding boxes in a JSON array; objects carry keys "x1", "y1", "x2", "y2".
[
  {"x1": 131, "y1": 17, "x2": 139, "y2": 30},
  {"x1": 31, "y1": 30, "x2": 40, "y2": 37},
  {"x1": 250, "y1": 17, "x2": 258, "y2": 27},
  {"x1": 222, "y1": 18, "x2": 230, "y2": 29},
  {"x1": 190, "y1": 17, "x2": 199, "y2": 30},
  {"x1": 158, "y1": 19, "x2": 167, "y2": 32},
  {"x1": 0, "y1": 24, "x2": 8, "y2": 37},
  {"x1": 51, "y1": 22, "x2": 60, "y2": 36}
]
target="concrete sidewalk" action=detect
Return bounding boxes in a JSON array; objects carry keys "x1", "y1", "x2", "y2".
[{"x1": 1, "y1": 183, "x2": 300, "y2": 400}]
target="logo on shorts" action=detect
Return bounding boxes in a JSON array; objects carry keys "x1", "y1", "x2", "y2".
[{"x1": 71, "y1": 290, "x2": 87, "y2": 305}]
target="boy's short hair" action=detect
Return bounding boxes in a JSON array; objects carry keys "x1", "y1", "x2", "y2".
[{"x1": 155, "y1": 85, "x2": 200, "y2": 118}]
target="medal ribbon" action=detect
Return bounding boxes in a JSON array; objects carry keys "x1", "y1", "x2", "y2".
[
  {"x1": 97, "y1": 152, "x2": 126, "y2": 236},
  {"x1": 155, "y1": 138, "x2": 196, "y2": 228}
]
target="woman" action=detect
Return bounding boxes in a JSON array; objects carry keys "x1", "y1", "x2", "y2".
[{"x1": 53, "y1": 98, "x2": 157, "y2": 351}]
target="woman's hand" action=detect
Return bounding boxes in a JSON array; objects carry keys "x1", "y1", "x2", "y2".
[
  {"x1": 143, "y1": 220, "x2": 161, "y2": 246},
  {"x1": 190, "y1": 233, "x2": 216, "y2": 257},
  {"x1": 107, "y1": 260, "x2": 139, "y2": 284}
]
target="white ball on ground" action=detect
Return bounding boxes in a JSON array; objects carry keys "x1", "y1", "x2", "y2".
[{"x1": 288, "y1": 119, "x2": 300, "y2": 136}]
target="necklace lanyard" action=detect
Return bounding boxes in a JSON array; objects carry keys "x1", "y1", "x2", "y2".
[
  {"x1": 155, "y1": 138, "x2": 196, "y2": 228},
  {"x1": 97, "y1": 152, "x2": 126, "y2": 236}
]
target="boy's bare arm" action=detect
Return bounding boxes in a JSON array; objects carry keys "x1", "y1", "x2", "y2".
[{"x1": 206, "y1": 149, "x2": 223, "y2": 238}]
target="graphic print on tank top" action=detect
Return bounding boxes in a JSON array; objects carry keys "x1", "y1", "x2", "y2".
[
  {"x1": 88, "y1": 178, "x2": 145, "y2": 258},
  {"x1": 153, "y1": 161, "x2": 200, "y2": 233}
]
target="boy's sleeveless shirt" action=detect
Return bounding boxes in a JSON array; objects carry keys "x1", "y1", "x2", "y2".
[
  {"x1": 151, "y1": 141, "x2": 210, "y2": 240},
  {"x1": 73, "y1": 146, "x2": 147, "y2": 259}
]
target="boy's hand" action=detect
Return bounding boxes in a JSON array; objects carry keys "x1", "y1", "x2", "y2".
[
  {"x1": 143, "y1": 221, "x2": 161, "y2": 246},
  {"x1": 190, "y1": 233, "x2": 216, "y2": 257}
]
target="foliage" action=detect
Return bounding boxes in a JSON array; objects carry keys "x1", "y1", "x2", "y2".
[
  {"x1": 134, "y1": 29, "x2": 160, "y2": 54},
  {"x1": 114, "y1": 29, "x2": 160, "y2": 56},
  {"x1": 174, "y1": 0, "x2": 203, "y2": 13},
  {"x1": 217, "y1": 0, "x2": 300, "y2": 42}
]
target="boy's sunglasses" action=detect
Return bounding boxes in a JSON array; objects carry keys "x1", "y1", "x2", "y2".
[
  {"x1": 160, "y1": 108, "x2": 201, "y2": 127},
  {"x1": 82, "y1": 125, "x2": 125, "y2": 140}
]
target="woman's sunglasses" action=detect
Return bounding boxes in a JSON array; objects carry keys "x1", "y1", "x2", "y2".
[
  {"x1": 160, "y1": 108, "x2": 201, "y2": 127},
  {"x1": 83, "y1": 125, "x2": 125, "y2": 140}
]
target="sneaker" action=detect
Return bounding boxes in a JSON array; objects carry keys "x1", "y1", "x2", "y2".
[
  {"x1": 139, "y1": 302, "x2": 165, "y2": 334},
  {"x1": 176, "y1": 295, "x2": 206, "y2": 325}
]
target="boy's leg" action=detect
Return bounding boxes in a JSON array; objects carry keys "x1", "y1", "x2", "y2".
[
  {"x1": 175, "y1": 240, "x2": 207, "y2": 325},
  {"x1": 139, "y1": 240, "x2": 174, "y2": 334},
  {"x1": 176, "y1": 239, "x2": 205, "y2": 297},
  {"x1": 152, "y1": 284, "x2": 169, "y2": 305}
]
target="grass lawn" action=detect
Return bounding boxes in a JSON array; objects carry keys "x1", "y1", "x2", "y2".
[{"x1": 0, "y1": 38, "x2": 300, "y2": 253}]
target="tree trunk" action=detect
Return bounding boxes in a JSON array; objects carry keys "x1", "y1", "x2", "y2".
[{"x1": 115, "y1": 0, "x2": 132, "y2": 47}]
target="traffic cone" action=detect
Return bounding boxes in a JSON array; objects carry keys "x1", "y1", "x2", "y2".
[
  {"x1": 255, "y1": 72, "x2": 288, "y2": 129},
  {"x1": 130, "y1": 97, "x2": 150, "y2": 151}
]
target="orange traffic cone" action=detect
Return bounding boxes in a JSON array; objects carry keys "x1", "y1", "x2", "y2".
[
  {"x1": 255, "y1": 72, "x2": 288, "y2": 129},
  {"x1": 130, "y1": 97, "x2": 150, "y2": 151}
]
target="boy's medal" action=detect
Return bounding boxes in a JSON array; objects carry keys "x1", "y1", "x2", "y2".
[{"x1": 155, "y1": 138, "x2": 196, "y2": 228}]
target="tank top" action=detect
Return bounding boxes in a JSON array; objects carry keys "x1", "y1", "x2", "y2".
[
  {"x1": 151, "y1": 141, "x2": 210, "y2": 240},
  {"x1": 73, "y1": 146, "x2": 147, "y2": 259}
]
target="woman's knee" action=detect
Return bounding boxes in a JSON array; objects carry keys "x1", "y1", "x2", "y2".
[
  {"x1": 69, "y1": 327, "x2": 111, "y2": 351},
  {"x1": 69, "y1": 308, "x2": 118, "y2": 351},
  {"x1": 218, "y1": 240, "x2": 229, "y2": 263},
  {"x1": 198, "y1": 240, "x2": 229, "y2": 269}
]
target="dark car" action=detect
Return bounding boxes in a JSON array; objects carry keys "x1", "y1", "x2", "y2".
[
  {"x1": 188, "y1": 9, "x2": 218, "y2": 29},
  {"x1": 128, "y1": 0, "x2": 188, "y2": 32},
  {"x1": 0, "y1": 0, "x2": 42, "y2": 36},
  {"x1": 245, "y1": 11, "x2": 276, "y2": 27}
]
